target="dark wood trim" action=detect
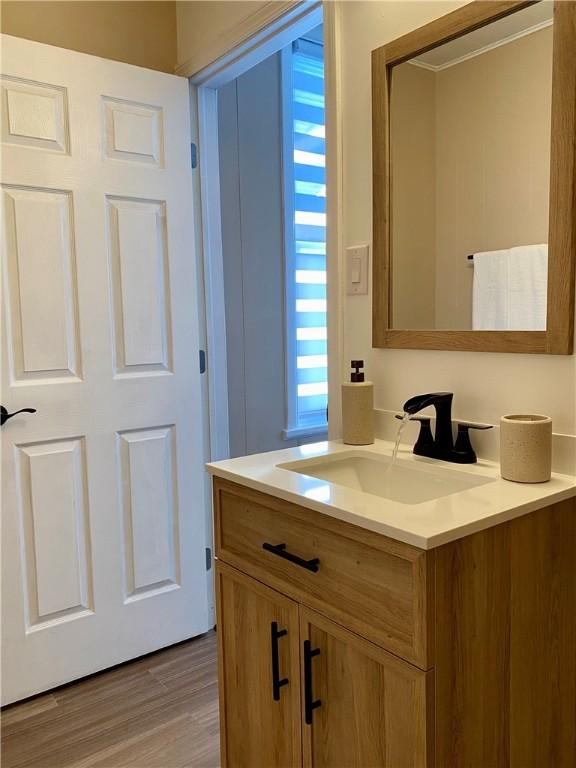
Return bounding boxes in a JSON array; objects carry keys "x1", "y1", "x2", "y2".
[
  {"x1": 546, "y1": 0, "x2": 576, "y2": 353},
  {"x1": 372, "y1": 0, "x2": 576, "y2": 355}
]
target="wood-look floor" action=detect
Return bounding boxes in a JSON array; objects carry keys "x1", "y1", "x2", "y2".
[{"x1": 1, "y1": 631, "x2": 220, "y2": 768}]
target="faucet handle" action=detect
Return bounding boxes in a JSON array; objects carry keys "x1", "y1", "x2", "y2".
[
  {"x1": 396, "y1": 414, "x2": 434, "y2": 457},
  {"x1": 454, "y1": 422, "x2": 493, "y2": 464}
]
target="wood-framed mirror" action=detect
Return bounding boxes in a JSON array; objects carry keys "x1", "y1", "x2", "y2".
[{"x1": 372, "y1": 0, "x2": 576, "y2": 354}]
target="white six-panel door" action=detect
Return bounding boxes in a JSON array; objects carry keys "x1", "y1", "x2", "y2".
[{"x1": 1, "y1": 34, "x2": 210, "y2": 705}]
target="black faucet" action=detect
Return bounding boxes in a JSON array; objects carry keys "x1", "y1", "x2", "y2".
[{"x1": 399, "y1": 392, "x2": 492, "y2": 464}]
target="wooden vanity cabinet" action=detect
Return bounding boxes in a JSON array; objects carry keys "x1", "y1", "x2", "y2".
[{"x1": 213, "y1": 478, "x2": 576, "y2": 768}]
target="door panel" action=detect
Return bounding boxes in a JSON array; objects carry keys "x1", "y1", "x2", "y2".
[
  {"x1": 300, "y1": 608, "x2": 432, "y2": 768},
  {"x1": 1, "y1": 75, "x2": 69, "y2": 153},
  {"x1": 107, "y1": 196, "x2": 172, "y2": 373},
  {"x1": 103, "y1": 97, "x2": 164, "y2": 166},
  {"x1": 1, "y1": 34, "x2": 209, "y2": 705},
  {"x1": 216, "y1": 563, "x2": 301, "y2": 768},
  {"x1": 3, "y1": 185, "x2": 81, "y2": 381},
  {"x1": 17, "y1": 437, "x2": 93, "y2": 627},
  {"x1": 117, "y1": 426, "x2": 179, "y2": 599}
]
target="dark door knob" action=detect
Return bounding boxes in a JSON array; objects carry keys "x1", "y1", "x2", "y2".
[{"x1": 1, "y1": 406, "x2": 37, "y2": 427}]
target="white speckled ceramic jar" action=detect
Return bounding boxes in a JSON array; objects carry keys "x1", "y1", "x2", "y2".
[{"x1": 500, "y1": 414, "x2": 552, "y2": 483}]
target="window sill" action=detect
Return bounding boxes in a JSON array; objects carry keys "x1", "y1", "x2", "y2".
[{"x1": 282, "y1": 424, "x2": 328, "y2": 441}]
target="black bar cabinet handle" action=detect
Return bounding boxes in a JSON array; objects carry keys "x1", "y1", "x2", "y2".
[
  {"x1": 270, "y1": 621, "x2": 289, "y2": 701},
  {"x1": 262, "y1": 542, "x2": 320, "y2": 573},
  {"x1": 304, "y1": 639, "x2": 321, "y2": 725}
]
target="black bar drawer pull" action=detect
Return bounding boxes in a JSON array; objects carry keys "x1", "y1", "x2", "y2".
[
  {"x1": 270, "y1": 622, "x2": 289, "y2": 701},
  {"x1": 262, "y1": 542, "x2": 320, "y2": 573},
  {"x1": 304, "y1": 639, "x2": 321, "y2": 725}
]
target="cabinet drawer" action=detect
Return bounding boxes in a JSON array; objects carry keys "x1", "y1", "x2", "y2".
[{"x1": 214, "y1": 478, "x2": 433, "y2": 668}]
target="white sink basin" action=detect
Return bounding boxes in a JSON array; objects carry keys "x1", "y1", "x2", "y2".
[{"x1": 278, "y1": 451, "x2": 495, "y2": 505}]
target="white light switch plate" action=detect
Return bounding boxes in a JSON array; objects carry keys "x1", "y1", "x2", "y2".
[{"x1": 346, "y1": 244, "x2": 369, "y2": 295}]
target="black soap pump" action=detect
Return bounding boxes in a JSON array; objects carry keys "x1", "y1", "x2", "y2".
[{"x1": 342, "y1": 360, "x2": 374, "y2": 445}]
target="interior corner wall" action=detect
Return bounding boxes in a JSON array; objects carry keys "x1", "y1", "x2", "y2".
[
  {"x1": 339, "y1": 0, "x2": 576, "y2": 438},
  {"x1": 0, "y1": 1, "x2": 177, "y2": 72}
]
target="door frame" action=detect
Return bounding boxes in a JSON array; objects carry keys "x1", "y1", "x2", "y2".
[{"x1": 183, "y1": 0, "x2": 344, "y2": 462}]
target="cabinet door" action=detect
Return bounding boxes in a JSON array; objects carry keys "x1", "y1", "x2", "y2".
[
  {"x1": 300, "y1": 608, "x2": 433, "y2": 768},
  {"x1": 216, "y1": 562, "x2": 302, "y2": 768}
]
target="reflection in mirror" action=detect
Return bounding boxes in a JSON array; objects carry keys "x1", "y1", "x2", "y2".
[{"x1": 390, "y1": 2, "x2": 553, "y2": 331}]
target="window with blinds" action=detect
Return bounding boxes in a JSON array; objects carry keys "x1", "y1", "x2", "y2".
[{"x1": 284, "y1": 34, "x2": 327, "y2": 436}]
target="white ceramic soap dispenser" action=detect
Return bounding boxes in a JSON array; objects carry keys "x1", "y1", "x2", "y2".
[{"x1": 342, "y1": 360, "x2": 374, "y2": 445}]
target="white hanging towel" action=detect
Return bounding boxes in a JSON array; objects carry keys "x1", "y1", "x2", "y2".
[
  {"x1": 508, "y1": 244, "x2": 548, "y2": 330},
  {"x1": 472, "y1": 244, "x2": 548, "y2": 330},
  {"x1": 472, "y1": 248, "x2": 511, "y2": 330}
]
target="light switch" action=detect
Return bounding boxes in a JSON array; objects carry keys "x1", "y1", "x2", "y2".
[
  {"x1": 346, "y1": 244, "x2": 369, "y2": 295},
  {"x1": 351, "y1": 256, "x2": 361, "y2": 284}
]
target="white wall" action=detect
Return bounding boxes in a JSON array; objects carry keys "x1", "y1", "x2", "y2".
[
  {"x1": 177, "y1": 1, "x2": 260, "y2": 69},
  {"x1": 1, "y1": 1, "x2": 177, "y2": 72},
  {"x1": 176, "y1": 0, "x2": 289, "y2": 73},
  {"x1": 339, "y1": 0, "x2": 576, "y2": 447}
]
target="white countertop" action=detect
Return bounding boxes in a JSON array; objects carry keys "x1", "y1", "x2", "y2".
[{"x1": 206, "y1": 440, "x2": 576, "y2": 550}]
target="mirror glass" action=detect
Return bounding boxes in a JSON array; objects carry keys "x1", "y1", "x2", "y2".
[{"x1": 389, "y1": 2, "x2": 554, "y2": 331}]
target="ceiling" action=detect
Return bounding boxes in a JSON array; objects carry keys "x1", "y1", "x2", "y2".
[{"x1": 412, "y1": 1, "x2": 553, "y2": 70}]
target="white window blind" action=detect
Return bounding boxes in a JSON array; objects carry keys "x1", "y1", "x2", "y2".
[{"x1": 284, "y1": 35, "x2": 327, "y2": 436}]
